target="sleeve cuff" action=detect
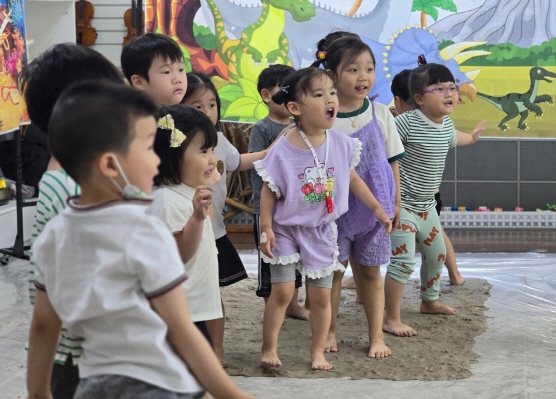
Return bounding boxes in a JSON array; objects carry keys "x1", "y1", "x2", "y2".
[
  {"x1": 254, "y1": 160, "x2": 282, "y2": 198},
  {"x1": 34, "y1": 281, "x2": 46, "y2": 291},
  {"x1": 145, "y1": 273, "x2": 188, "y2": 299},
  {"x1": 388, "y1": 152, "x2": 406, "y2": 163}
]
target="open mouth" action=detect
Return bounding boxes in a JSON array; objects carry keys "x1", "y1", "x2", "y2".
[
  {"x1": 355, "y1": 85, "x2": 367, "y2": 92},
  {"x1": 326, "y1": 106, "x2": 335, "y2": 119},
  {"x1": 444, "y1": 100, "x2": 454, "y2": 106}
]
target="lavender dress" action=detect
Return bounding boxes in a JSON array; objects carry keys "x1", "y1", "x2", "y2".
[{"x1": 254, "y1": 129, "x2": 361, "y2": 278}]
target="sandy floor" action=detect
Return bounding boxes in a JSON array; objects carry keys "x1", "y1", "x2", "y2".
[{"x1": 222, "y1": 277, "x2": 490, "y2": 380}]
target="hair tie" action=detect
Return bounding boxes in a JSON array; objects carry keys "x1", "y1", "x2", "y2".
[
  {"x1": 418, "y1": 54, "x2": 427, "y2": 66},
  {"x1": 157, "y1": 114, "x2": 186, "y2": 148},
  {"x1": 279, "y1": 86, "x2": 289, "y2": 94},
  {"x1": 317, "y1": 50, "x2": 327, "y2": 60}
]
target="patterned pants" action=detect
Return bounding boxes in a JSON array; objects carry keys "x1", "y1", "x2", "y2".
[{"x1": 387, "y1": 207, "x2": 446, "y2": 301}]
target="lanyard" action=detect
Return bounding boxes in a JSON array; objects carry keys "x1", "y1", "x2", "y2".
[{"x1": 298, "y1": 129, "x2": 334, "y2": 214}]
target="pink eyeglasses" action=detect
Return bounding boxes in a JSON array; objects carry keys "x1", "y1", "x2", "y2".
[{"x1": 420, "y1": 84, "x2": 459, "y2": 96}]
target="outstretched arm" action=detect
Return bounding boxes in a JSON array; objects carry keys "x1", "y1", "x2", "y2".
[
  {"x1": 349, "y1": 169, "x2": 392, "y2": 234},
  {"x1": 457, "y1": 119, "x2": 486, "y2": 146},
  {"x1": 259, "y1": 183, "x2": 276, "y2": 259}
]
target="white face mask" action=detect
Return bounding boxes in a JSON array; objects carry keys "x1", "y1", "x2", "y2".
[{"x1": 109, "y1": 155, "x2": 152, "y2": 201}]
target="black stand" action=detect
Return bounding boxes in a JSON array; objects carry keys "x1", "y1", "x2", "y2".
[{"x1": 0, "y1": 126, "x2": 34, "y2": 263}]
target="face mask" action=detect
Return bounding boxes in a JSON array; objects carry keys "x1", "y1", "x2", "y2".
[{"x1": 109, "y1": 155, "x2": 152, "y2": 201}]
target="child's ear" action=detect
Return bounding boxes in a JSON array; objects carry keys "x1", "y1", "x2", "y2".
[
  {"x1": 98, "y1": 153, "x2": 120, "y2": 179},
  {"x1": 287, "y1": 101, "x2": 301, "y2": 116},
  {"x1": 130, "y1": 75, "x2": 146, "y2": 90},
  {"x1": 413, "y1": 93, "x2": 424, "y2": 107},
  {"x1": 261, "y1": 88, "x2": 272, "y2": 103}
]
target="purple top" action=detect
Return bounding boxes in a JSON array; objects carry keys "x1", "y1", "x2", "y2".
[{"x1": 254, "y1": 129, "x2": 361, "y2": 228}]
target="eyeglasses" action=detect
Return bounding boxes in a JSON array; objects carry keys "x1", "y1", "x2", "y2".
[{"x1": 420, "y1": 84, "x2": 459, "y2": 96}]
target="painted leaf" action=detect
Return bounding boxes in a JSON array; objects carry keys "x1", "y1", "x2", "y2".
[
  {"x1": 237, "y1": 77, "x2": 260, "y2": 100},
  {"x1": 439, "y1": 0, "x2": 457, "y2": 12},
  {"x1": 218, "y1": 84, "x2": 244, "y2": 103},
  {"x1": 254, "y1": 102, "x2": 269, "y2": 120},
  {"x1": 424, "y1": 6, "x2": 439, "y2": 21},
  {"x1": 223, "y1": 97, "x2": 259, "y2": 119}
]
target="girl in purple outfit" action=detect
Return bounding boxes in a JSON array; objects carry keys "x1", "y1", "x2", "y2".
[
  {"x1": 254, "y1": 68, "x2": 391, "y2": 372},
  {"x1": 313, "y1": 36, "x2": 405, "y2": 359}
]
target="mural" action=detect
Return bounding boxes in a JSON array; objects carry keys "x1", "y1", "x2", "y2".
[
  {"x1": 0, "y1": 0, "x2": 28, "y2": 135},
  {"x1": 147, "y1": 0, "x2": 556, "y2": 137}
]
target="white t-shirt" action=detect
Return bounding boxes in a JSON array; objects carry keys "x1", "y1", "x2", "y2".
[
  {"x1": 32, "y1": 200, "x2": 202, "y2": 394},
  {"x1": 149, "y1": 184, "x2": 222, "y2": 322},
  {"x1": 212, "y1": 131, "x2": 241, "y2": 239},
  {"x1": 334, "y1": 98, "x2": 405, "y2": 162}
]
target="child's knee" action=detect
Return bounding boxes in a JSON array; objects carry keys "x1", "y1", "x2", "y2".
[
  {"x1": 387, "y1": 260, "x2": 414, "y2": 285},
  {"x1": 270, "y1": 282, "x2": 295, "y2": 306}
]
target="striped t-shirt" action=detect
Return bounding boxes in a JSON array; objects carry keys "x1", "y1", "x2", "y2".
[
  {"x1": 395, "y1": 109, "x2": 456, "y2": 212},
  {"x1": 29, "y1": 170, "x2": 83, "y2": 365}
]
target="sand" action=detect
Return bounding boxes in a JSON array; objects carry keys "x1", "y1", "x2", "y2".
[{"x1": 221, "y1": 276, "x2": 491, "y2": 381}]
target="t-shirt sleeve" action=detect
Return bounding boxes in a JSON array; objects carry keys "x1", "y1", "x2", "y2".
[
  {"x1": 377, "y1": 105, "x2": 406, "y2": 162},
  {"x1": 149, "y1": 191, "x2": 193, "y2": 233},
  {"x1": 219, "y1": 132, "x2": 241, "y2": 172},
  {"x1": 447, "y1": 117, "x2": 457, "y2": 148},
  {"x1": 395, "y1": 113, "x2": 410, "y2": 144},
  {"x1": 127, "y1": 217, "x2": 188, "y2": 298},
  {"x1": 248, "y1": 123, "x2": 267, "y2": 153},
  {"x1": 350, "y1": 138, "x2": 362, "y2": 170},
  {"x1": 31, "y1": 227, "x2": 55, "y2": 292},
  {"x1": 254, "y1": 143, "x2": 284, "y2": 198}
]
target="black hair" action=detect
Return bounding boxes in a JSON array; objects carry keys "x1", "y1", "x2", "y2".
[
  {"x1": 121, "y1": 33, "x2": 184, "y2": 83},
  {"x1": 48, "y1": 81, "x2": 158, "y2": 183},
  {"x1": 257, "y1": 64, "x2": 295, "y2": 95},
  {"x1": 310, "y1": 30, "x2": 359, "y2": 67},
  {"x1": 313, "y1": 36, "x2": 375, "y2": 76},
  {"x1": 181, "y1": 72, "x2": 221, "y2": 127},
  {"x1": 20, "y1": 43, "x2": 123, "y2": 133},
  {"x1": 154, "y1": 105, "x2": 218, "y2": 186},
  {"x1": 391, "y1": 69, "x2": 412, "y2": 103},
  {"x1": 409, "y1": 63, "x2": 455, "y2": 101}
]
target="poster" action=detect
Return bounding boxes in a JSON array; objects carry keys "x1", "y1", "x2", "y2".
[
  {"x1": 147, "y1": 0, "x2": 556, "y2": 138},
  {"x1": 0, "y1": 0, "x2": 28, "y2": 135}
]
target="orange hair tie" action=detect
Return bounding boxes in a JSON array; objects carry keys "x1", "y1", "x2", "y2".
[{"x1": 317, "y1": 51, "x2": 327, "y2": 60}]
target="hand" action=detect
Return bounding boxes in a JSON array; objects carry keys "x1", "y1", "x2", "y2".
[
  {"x1": 388, "y1": 106, "x2": 400, "y2": 117},
  {"x1": 375, "y1": 208, "x2": 393, "y2": 235},
  {"x1": 391, "y1": 205, "x2": 401, "y2": 231},
  {"x1": 192, "y1": 186, "x2": 214, "y2": 222},
  {"x1": 470, "y1": 120, "x2": 486, "y2": 143},
  {"x1": 259, "y1": 229, "x2": 275, "y2": 259}
]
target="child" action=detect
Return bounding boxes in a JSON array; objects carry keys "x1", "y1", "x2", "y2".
[
  {"x1": 27, "y1": 81, "x2": 252, "y2": 399},
  {"x1": 256, "y1": 67, "x2": 392, "y2": 371},
  {"x1": 181, "y1": 72, "x2": 269, "y2": 366},
  {"x1": 21, "y1": 43, "x2": 124, "y2": 399},
  {"x1": 121, "y1": 32, "x2": 187, "y2": 106},
  {"x1": 249, "y1": 65, "x2": 310, "y2": 319},
  {"x1": 315, "y1": 36, "x2": 405, "y2": 358},
  {"x1": 390, "y1": 69, "x2": 484, "y2": 286},
  {"x1": 310, "y1": 30, "x2": 359, "y2": 68},
  {"x1": 384, "y1": 63, "x2": 482, "y2": 337},
  {"x1": 148, "y1": 105, "x2": 222, "y2": 353}
]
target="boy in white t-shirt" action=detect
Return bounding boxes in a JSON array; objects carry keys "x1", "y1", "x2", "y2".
[{"x1": 26, "y1": 81, "x2": 252, "y2": 399}]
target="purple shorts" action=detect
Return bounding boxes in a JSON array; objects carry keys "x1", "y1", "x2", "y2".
[{"x1": 338, "y1": 221, "x2": 391, "y2": 266}]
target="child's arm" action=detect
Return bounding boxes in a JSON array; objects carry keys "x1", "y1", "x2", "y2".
[
  {"x1": 27, "y1": 290, "x2": 62, "y2": 399},
  {"x1": 349, "y1": 169, "x2": 393, "y2": 234},
  {"x1": 150, "y1": 287, "x2": 253, "y2": 399},
  {"x1": 457, "y1": 120, "x2": 485, "y2": 146},
  {"x1": 389, "y1": 160, "x2": 401, "y2": 230},
  {"x1": 259, "y1": 183, "x2": 276, "y2": 259},
  {"x1": 174, "y1": 186, "x2": 213, "y2": 264}
]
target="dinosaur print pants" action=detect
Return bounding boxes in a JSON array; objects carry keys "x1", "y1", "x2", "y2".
[{"x1": 387, "y1": 207, "x2": 446, "y2": 302}]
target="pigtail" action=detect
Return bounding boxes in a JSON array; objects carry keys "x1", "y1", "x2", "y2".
[{"x1": 271, "y1": 87, "x2": 288, "y2": 105}]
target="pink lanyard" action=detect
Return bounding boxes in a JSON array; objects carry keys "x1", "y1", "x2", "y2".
[{"x1": 298, "y1": 129, "x2": 334, "y2": 214}]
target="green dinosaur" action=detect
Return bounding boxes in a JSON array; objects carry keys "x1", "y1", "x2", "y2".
[
  {"x1": 477, "y1": 67, "x2": 556, "y2": 131},
  {"x1": 206, "y1": 0, "x2": 315, "y2": 83}
]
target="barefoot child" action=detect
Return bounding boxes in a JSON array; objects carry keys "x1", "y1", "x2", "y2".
[
  {"x1": 256, "y1": 67, "x2": 392, "y2": 370},
  {"x1": 27, "y1": 81, "x2": 252, "y2": 399},
  {"x1": 384, "y1": 63, "x2": 480, "y2": 337},
  {"x1": 314, "y1": 36, "x2": 404, "y2": 358}
]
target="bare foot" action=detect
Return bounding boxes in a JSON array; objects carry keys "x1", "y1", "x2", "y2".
[
  {"x1": 420, "y1": 300, "x2": 459, "y2": 315},
  {"x1": 449, "y1": 273, "x2": 465, "y2": 285},
  {"x1": 324, "y1": 332, "x2": 339, "y2": 353},
  {"x1": 311, "y1": 353, "x2": 333, "y2": 371},
  {"x1": 355, "y1": 292, "x2": 363, "y2": 304},
  {"x1": 368, "y1": 338, "x2": 392, "y2": 358},
  {"x1": 285, "y1": 303, "x2": 310, "y2": 320},
  {"x1": 382, "y1": 319, "x2": 418, "y2": 337},
  {"x1": 261, "y1": 349, "x2": 282, "y2": 368},
  {"x1": 341, "y1": 276, "x2": 357, "y2": 289}
]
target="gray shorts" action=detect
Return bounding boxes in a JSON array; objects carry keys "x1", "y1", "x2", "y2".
[
  {"x1": 74, "y1": 375, "x2": 205, "y2": 399},
  {"x1": 270, "y1": 263, "x2": 333, "y2": 288}
]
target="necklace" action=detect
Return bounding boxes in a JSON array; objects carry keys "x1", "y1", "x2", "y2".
[{"x1": 341, "y1": 99, "x2": 364, "y2": 128}]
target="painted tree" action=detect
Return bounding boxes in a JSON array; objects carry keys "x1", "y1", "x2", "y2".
[{"x1": 412, "y1": 0, "x2": 457, "y2": 28}]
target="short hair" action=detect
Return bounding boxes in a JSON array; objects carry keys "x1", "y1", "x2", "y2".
[
  {"x1": 391, "y1": 69, "x2": 412, "y2": 103},
  {"x1": 310, "y1": 30, "x2": 359, "y2": 67},
  {"x1": 316, "y1": 36, "x2": 376, "y2": 74},
  {"x1": 48, "y1": 81, "x2": 158, "y2": 182},
  {"x1": 121, "y1": 33, "x2": 184, "y2": 83},
  {"x1": 257, "y1": 64, "x2": 295, "y2": 95},
  {"x1": 409, "y1": 63, "x2": 455, "y2": 99},
  {"x1": 20, "y1": 43, "x2": 123, "y2": 133},
  {"x1": 154, "y1": 105, "x2": 218, "y2": 186},
  {"x1": 181, "y1": 72, "x2": 222, "y2": 126}
]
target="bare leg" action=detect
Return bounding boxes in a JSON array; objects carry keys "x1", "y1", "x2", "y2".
[
  {"x1": 351, "y1": 260, "x2": 363, "y2": 304},
  {"x1": 261, "y1": 281, "x2": 295, "y2": 368},
  {"x1": 285, "y1": 288, "x2": 310, "y2": 320},
  {"x1": 307, "y1": 284, "x2": 333, "y2": 370},
  {"x1": 442, "y1": 228, "x2": 464, "y2": 285},
  {"x1": 352, "y1": 261, "x2": 391, "y2": 358},
  {"x1": 325, "y1": 267, "x2": 345, "y2": 353},
  {"x1": 205, "y1": 300, "x2": 227, "y2": 368},
  {"x1": 383, "y1": 274, "x2": 418, "y2": 337}
]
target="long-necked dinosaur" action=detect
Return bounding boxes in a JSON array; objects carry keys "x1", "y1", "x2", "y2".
[{"x1": 477, "y1": 67, "x2": 555, "y2": 130}]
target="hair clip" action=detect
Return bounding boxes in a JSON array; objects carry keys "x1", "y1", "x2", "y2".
[
  {"x1": 317, "y1": 50, "x2": 327, "y2": 60},
  {"x1": 418, "y1": 54, "x2": 428, "y2": 66},
  {"x1": 157, "y1": 114, "x2": 186, "y2": 148},
  {"x1": 279, "y1": 86, "x2": 289, "y2": 94}
]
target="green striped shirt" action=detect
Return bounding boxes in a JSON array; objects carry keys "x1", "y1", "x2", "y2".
[
  {"x1": 29, "y1": 170, "x2": 83, "y2": 365},
  {"x1": 395, "y1": 110, "x2": 456, "y2": 212}
]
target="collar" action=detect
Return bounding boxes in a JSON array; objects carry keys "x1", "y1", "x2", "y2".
[
  {"x1": 415, "y1": 109, "x2": 445, "y2": 129},
  {"x1": 164, "y1": 183, "x2": 196, "y2": 200},
  {"x1": 337, "y1": 97, "x2": 369, "y2": 118},
  {"x1": 67, "y1": 196, "x2": 152, "y2": 211}
]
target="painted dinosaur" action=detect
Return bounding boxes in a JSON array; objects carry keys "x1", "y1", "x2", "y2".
[
  {"x1": 206, "y1": 0, "x2": 316, "y2": 83},
  {"x1": 477, "y1": 67, "x2": 556, "y2": 130}
]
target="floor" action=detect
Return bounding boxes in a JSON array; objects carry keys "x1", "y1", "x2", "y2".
[{"x1": 2, "y1": 230, "x2": 556, "y2": 398}]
